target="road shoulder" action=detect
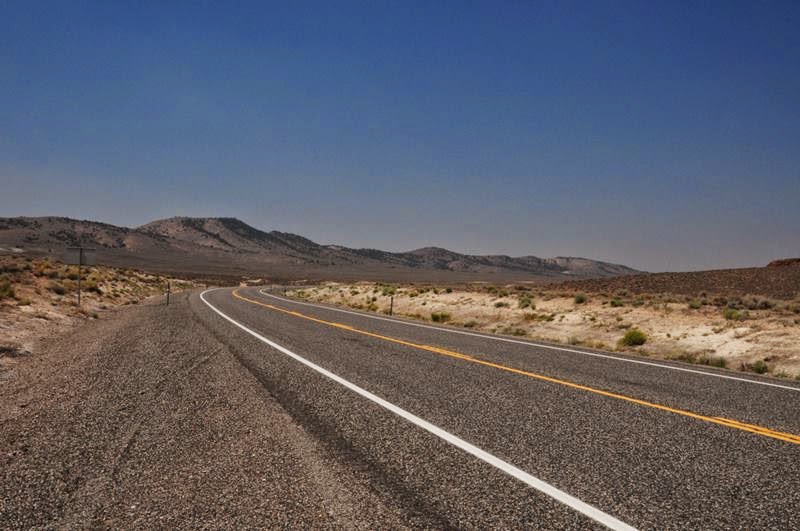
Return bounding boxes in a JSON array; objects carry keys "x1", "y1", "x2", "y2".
[{"x1": 0, "y1": 290, "x2": 406, "y2": 529}]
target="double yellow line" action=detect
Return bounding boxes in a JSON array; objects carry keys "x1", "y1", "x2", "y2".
[{"x1": 232, "y1": 289, "x2": 800, "y2": 446}]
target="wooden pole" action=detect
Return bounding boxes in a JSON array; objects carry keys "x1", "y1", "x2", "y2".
[{"x1": 76, "y1": 248, "x2": 82, "y2": 307}]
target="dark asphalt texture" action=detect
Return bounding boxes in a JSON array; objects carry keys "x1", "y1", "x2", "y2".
[
  {"x1": 202, "y1": 287, "x2": 800, "y2": 529},
  {"x1": 2, "y1": 287, "x2": 798, "y2": 529}
]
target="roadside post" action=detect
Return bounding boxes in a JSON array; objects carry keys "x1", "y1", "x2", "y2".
[
  {"x1": 389, "y1": 295, "x2": 394, "y2": 316},
  {"x1": 166, "y1": 281, "x2": 171, "y2": 306},
  {"x1": 65, "y1": 247, "x2": 96, "y2": 307}
]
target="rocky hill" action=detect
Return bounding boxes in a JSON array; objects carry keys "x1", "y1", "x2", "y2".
[{"x1": 0, "y1": 216, "x2": 640, "y2": 282}]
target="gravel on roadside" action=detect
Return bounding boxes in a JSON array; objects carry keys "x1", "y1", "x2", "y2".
[{"x1": 0, "y1": 291, "x2": 407, "y2": 529}]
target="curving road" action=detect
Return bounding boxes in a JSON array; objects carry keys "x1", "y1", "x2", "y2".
[{"x1": 198, "y1": 286, "x2": 800, "y2": 529}]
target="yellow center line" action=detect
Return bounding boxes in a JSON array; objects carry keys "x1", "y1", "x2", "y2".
[{"x1": 231, "y1": 289, "x2": 800, "y2": 445}]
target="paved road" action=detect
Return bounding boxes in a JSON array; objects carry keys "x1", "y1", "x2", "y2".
[{"x1": 199, "y1": 286, "x2": 800, "y2": 530}]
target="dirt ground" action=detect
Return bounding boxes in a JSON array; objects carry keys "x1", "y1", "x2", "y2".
[
  {"x1": 0, "y1": 256, "x2": 200, "y2": 375},
  {"x1": 290, "y1": 282, "x2": 800, "y2": 379}
]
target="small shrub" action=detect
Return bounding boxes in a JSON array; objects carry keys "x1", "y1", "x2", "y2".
[
  {"x1": 688, "y1": 300, "x2": 702, "y2": 310},
  {"x1": 445, "y1": 287, "x2": 452, "y2": 293},
  {"x1": 463, "y1": 320, "x2": 478, "y2": 328},
  {"x1": 668, "y1": 351, "x2": 697, "y2": 363},
  {"x1": 741, "y1": 360, "x2": 769, "y2": 374},
  {"x1": 711, "y1": 296, "x2": 728, "y2": 307},
  {"x1": 16, "y1": 298, "x2": 31, "y2": 306},
  {"x1": 574, "y1": 294, "x2": 587, "y2": 304},
  {"x1": 745, "y1": 297, "x2": 775, "y2": 310},
  {"x1": 83, "y1": 281, "x2": 103, "y2": 294},
  {"x1": 518, "y1": 296, "x2": 534, "y2": 309},
  {"x1": 48, "y1": 281, "x2": 67, "y2": 296},
  {"x1": 610, "y1": 299, "x2": 624, "y2": 308},
  {"x1": 723, "y1": 307, "x2": 746, "y2": 321},
  {"x1": 494, "y1": 301, "x2": 509, "y2": 308},
  {"x1": 523, "y1": 312, "x2": 556, "y2": 322},
  {"x1": 568, "y1": 336, "x2": 582, "y2": 345},
  {"x1": 698, "y1": 355, "x2": 727, "y2": 368},
  {"x1": 620, "y1": 328, "x2": 647, "y2": 346},
  {"x1": 381, "y1": 286, "x2": 397, "y2": 297},
  {"x1": 0, "y1": 280, "x2": 15, "y2": 300},
  {"x1": 632, "y1": 299, "x2": 645, "y2": 307},
  {"x1": 431, "y1": 312, "x2": 451, "y2": 323}
]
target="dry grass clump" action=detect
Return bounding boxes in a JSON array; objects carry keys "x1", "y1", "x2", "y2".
[
  {"x1": 740, "y1": 359, "x2": 769, "y2": 374},
  {"x1": 518, "y1": 295, "x2": 534, "y2": 309},
  {"x1": 619, "y1": 328, "x2": 647, "y2": 347},
  {"x1": 723, "y1": 307, "x2": 747, "y2": 321},
  {"x1": 0, "y1": 278, "x2": 15, "y2": 300},
  {"x1": 431, "y1": 312, "x2": 451, "y2": 323},
  {"x1": 666, "y1": 350, "x2": 727, "y2": 368}
]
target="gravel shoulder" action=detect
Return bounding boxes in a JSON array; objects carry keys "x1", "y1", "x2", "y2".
[{"x1": 0, "y1": 290, "x2": 406, "y2": 529}]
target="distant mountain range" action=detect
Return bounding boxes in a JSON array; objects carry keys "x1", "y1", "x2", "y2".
[{"x1": 0, "y1": 216, "x2": 641, "y2": 281}]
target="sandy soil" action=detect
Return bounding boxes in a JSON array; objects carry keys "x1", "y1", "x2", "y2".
[{"x1": 290, "y1": 282, "x2": 800, "y2": 379}]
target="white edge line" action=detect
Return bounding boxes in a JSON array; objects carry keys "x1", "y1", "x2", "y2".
[
  {"x1": 200, "y1": 288, "x2": 637, "y2": 531},
  {"x1": 258, "y1": 289, "x2": 800, "y2": 393}
]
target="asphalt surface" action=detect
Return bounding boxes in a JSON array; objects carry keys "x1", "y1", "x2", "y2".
[
  {"x1": 202, "y1": 287, "x2": 800, "y2": 529},
  {"x1": 3, "y1": 287, "x2": 799, "y2": 529}
]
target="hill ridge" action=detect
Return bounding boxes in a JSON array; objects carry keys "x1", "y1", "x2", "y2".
[{"x1": 1, "y1": 215, "x2": 641, "y2": 281}]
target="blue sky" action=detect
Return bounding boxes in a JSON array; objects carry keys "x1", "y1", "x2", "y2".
[{"x1": 1, "y1": 1, "x2": 798, "y2": 272}]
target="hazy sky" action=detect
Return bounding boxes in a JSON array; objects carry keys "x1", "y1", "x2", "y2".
[{"x1": 2, "y1": 1, "x2": 798, "y2": 272}]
